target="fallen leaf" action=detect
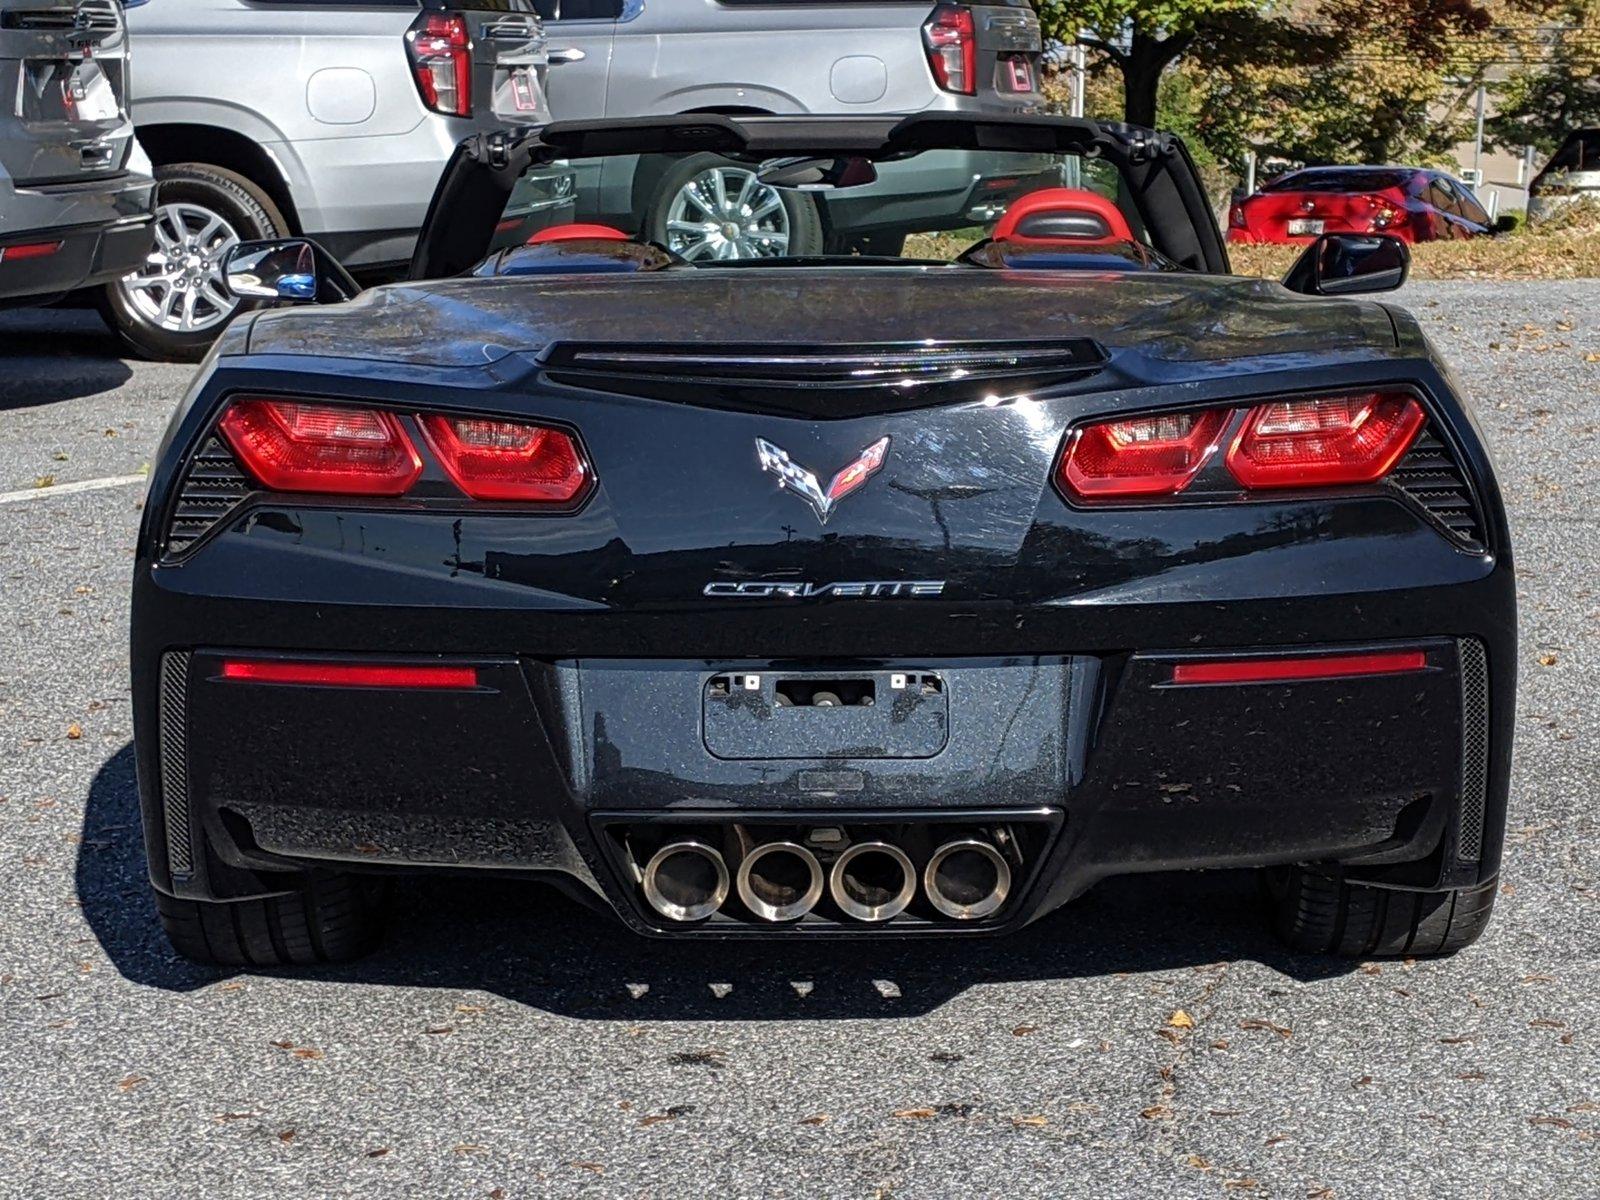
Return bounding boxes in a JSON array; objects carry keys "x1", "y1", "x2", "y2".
[
  {"x1": 1168, "y1": 1010, "x2": 1195, "y2": 1030},
  {"x1": 1186, "y1": 1155, "x2": 1213, "y2": 1170},
  {"x1": 117, "y1": 1074, "x2": 146, "y2": 1093},
  {"x1": 366, "y1": 1148, "x2": 391, "y2": 1158},
  {"x1": 1239, "y1": 1018, "x2": 1292, "y2": 1039},
  {"x1": 1224, "y1": 1179, "x2": 1259, "y2": 1190},
  {"x1": 66, "y1": 723, "x2": 82, "y2": 741},
  {"x1": 1266, "y1": 1134, "x2": 1289, "y2": 1147},
  {"x1": 799, "y1": 1114, "x2": 831, "y2": 1126},
  {"x1": 571, "y1": 1162, "x2": 605, "y2": 1175},
  {"x1": 1538, "y1": 652, "x2": 1559, "y2": 667},
  {"x1": 637, "y1": 1115, "x2": 675, "y2": 1128},
  {"x1": 1439, "y1": 1036, "x2": 1474, "y2": 1045},
  {"x1": 33, "y1": 475, "x2": 54, "y2": 489},
  {"x1": 216, "y1": 1113, "x2": 256, "y2": 1122},
  {"x1": 278, "y1": 1130, "x2": 296, "y2": 1144},
  {"x1": 269, "y1": 1040, "x2": 293, "y2": 1050},
  {"x1": 1141, "y1": 1104, "x2": 1173, "y2": 1120},
  {"x1": 424, "y1": 1026, "x2": 454, "y2": 1036},
  {"x1": 1211, "y1": 1039, "x2": 1231, "y2": 1051},
  {"x1": 1530, "y1": 1116, "x2": 1575, "y2": 1130},
  {"x1": 292, "y1": 1048, "x2": 324, "y2": 1061},
  {"x1": 1012, "y1": 1114, "x2": 1048, "y2": 1128},
  {"x1": 893, "y1": 1107, "x2": 937, "y2": 1120},
  {"x1": 455, "y1": 1004, "x2": 488, "y2": 1015},
  {"x1": 454, "y1": 1143, "x2": 487, "y2": 1155},
  {"x1": 1353, "y1": 1076, "x2": 1373, "y2": 1088},
  {"x1": 1011, "y1": 1024, "x2": 1039, "y2": 1037},
  {"x1": 1529, "y1": 1019, "x2": 1567, "y2": 1030}
]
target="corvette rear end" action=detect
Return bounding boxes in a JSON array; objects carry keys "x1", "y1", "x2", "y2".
[{"x1": 130, "y1": 114, "x2": 1515, "y2": 964}]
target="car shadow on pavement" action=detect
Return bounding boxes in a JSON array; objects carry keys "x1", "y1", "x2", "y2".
[
  {"x1": 0, "y1": 308, "x2": 133, "y2": 410},
  {"x1": 79, "y1": 745, "x2": 1359, "y2": 1019}
]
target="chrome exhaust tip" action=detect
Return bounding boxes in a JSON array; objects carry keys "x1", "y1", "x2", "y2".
[
  {"x1": 829, "y1": 841, "x2": 916, "y2": 923},
  {"x1": 924, "y1": 839, "x2": 1012, "y2": 921},
  {"x1": 641, "y1": 841, "x2": 729, "y2": 922},
  {"x1": 736, "y1": 841, "x2": 824, "y2": 922}
]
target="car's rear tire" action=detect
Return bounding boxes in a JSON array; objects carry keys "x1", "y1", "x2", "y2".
[
  {"x1": 155, "y1": 873, "x2": 386, "y2": 967},
  {"x1": 99, "y1": 163, "x2": 290, "y2": 363},
  {"x1": 645, "y1": 153, "x2": 823, "y2": 261},
  {"x1": 1266, "y1": 865, "x2": 1497, "y2": 957}
]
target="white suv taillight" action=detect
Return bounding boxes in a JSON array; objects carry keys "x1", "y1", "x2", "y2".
[
  {"x1": 407, "y1": 11, "x2": 473, "y2": 118},
  {"x1": 923, "y1": 4, "x2": 976, "y2": 95}
]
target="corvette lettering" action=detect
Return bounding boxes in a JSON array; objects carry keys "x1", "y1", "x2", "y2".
[{"x1": 703, "y1": 581, "x2": 947, "y2": 599}]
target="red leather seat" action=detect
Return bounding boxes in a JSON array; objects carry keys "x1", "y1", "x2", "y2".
[{"x1": 993, "y1": 189, "x2": 1135, "y2": 247}]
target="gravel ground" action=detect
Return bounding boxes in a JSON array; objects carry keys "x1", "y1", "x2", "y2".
[{"x1": 0, "y1": 282, "x2": 1596, "y2": 1199}]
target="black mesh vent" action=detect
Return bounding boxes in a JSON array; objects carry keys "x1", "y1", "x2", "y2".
[
  {"x1": 159, "y1": 651, "x2": 194, "y2": 880},
  {"x1": 164, "y1": 436, "x2": 252, "y2": 558},
  {"x1": 1389, "y1": 428, "x2": 1486, "y2": 552},
  {"x1": 1457, "y1": 638, "x2": 1489, "y2": 863}
]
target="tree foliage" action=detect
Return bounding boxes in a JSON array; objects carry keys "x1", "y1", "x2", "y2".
[{"x1": 1486, "y1": 2, "x2": 1600, "y2": 154}]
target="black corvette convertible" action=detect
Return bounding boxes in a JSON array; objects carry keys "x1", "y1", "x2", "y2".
[{"x1": 132, "y1": 113, "x2": 1514, "y2": 965}]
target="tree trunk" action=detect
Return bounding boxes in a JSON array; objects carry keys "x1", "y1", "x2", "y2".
[{"x1": 1118, "y1": 29, "x2": 1193, "y2": 128}]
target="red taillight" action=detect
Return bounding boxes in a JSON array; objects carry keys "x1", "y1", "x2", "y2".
[
  {"x1": 221, "y1": 660, "x2": 479, "y2": 689},
  {"x1": 923, "y1": 4, "x2": 976, "y2": 95},
  {"x1": 420, "y1": 415, "x2": 590, "y2": 503},
  {"x1": 407, "y1": 11, "x2": 473, "y2": 118},
  {"x1": 1226, "y1": 393, "x2": 1425, "y2": 489},
  {"x1": 0, "y1": 240, "x2": 64, "y2": 263},
  {"x1": 1170, "y1": 651, "x2": 1429, "y2": 686},
  {"x1": 1060, "y1": 408, "x2": 1230, "y2": 499},
  {"x1": 218, "y1": 398, "x2": 423, "y2": 497}
]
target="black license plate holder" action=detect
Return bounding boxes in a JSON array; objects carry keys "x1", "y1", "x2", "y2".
[{"x1": 703, "y1": 669, "x2": 949, "y2": 761}]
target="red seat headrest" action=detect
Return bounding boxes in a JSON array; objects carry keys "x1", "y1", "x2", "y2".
[
  {"x1": 528, "y1": 223, "x2": 632, "y2": 245},
  {"x1": 994, "y1": 189, "x2": 1135, "y2": 246}
]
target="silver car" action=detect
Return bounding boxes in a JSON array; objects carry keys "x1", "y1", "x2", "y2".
[
  {"x1": 104, "y1": 0, "x2": 561, "y2": 360},
  {"x1": 1528, "y1": 129, "x2": 1600, "y2": 224},
  {"x1": 0, "y1": 0, "x2": 154, "y2": 304}
]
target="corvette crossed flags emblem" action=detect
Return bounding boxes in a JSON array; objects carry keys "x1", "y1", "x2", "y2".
[{"x1": 755, "y1": 436, "x2": 891, "y2": 525}]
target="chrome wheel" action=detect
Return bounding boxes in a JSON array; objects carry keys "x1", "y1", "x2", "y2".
[
  {"x1": 664, "y1": 165, "x2": 791, "y2": 261},
  {"x1": 118, "y1": 202, "x2": 241, "y2": 334}
]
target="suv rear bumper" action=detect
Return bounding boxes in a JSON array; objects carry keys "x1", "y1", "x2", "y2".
[{"x1": 0, "y1": 171, "x2": 155, "y2": 301}]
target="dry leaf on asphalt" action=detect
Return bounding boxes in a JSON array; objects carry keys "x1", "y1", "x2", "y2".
[
  {"x1": 1012, "y1": 1115, "x2": 1048, "y2": 1128},
  {"x1": 799, "y1": 1114, "x2": 830, "y2": 1126},
  {"x1": 1168, "y1": 1010, "x2": 1195, "y2": 1029},
  {"x1": 116, "y1": 1074, "x2": 146, "y2": 1093},
  {"x1": 66, "y1": 723, "x2": 82, "y2": 740},
  {"x1": 893, "y1": 1107, "x2": 937, "y2": 1120}
]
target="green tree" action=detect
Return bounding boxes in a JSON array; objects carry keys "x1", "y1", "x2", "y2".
[{"x1": 1486, "y1": 3, "x2": 1600, "y2": 154}]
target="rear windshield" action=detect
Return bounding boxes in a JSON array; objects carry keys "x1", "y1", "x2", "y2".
[{"x1": 1264, "y1": 169, "x2": 1414, "y2": 194}]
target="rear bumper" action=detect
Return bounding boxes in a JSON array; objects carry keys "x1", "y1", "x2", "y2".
[
  {"x1": 133, "y1": 627, "x2": 1510, "y2": 938},
  {"x1": 0, "y1": 173, "x2": 155, "y2": 301}
]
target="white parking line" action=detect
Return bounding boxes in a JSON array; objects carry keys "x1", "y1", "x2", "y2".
[{"x1": 0, "y1": 473, "x2": 147, "y2": 506}]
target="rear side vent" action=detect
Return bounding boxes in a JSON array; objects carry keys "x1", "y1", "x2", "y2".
[
  {"x1": 158, "y1": 651, "x2": 194, "y2": 882},
  {"x1": 1388, "y1": 428, "x2": 1486, "y2": 552},
  {"x1": 1457, "y1": 638, "x2": 1489, "y2": 863},
  {"x1": 164, "y1": 436, "x2": 252, "y2": 558}
]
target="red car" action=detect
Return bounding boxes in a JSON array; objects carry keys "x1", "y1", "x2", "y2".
[{"x1": 1228, "y1": 166, "x2": 1497, "y2": 244}]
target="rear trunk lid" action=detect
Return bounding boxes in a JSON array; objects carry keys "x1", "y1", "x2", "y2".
[
  {"x1": 967, "y1": 0, "x2": 1041, "y2": 106},
  {"x1": 464, "y1": 4, "x2": 550, "y2": 126},
  {"x1": 0, "y1": 0, "x2": 133, "y2": 185}
]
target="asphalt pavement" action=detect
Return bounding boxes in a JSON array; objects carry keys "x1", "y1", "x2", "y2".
[{"x1": 0, "y1": 283, "x2": 1596, "y2": 1199}]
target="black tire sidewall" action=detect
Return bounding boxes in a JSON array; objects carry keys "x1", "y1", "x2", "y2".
[
  {"x1": 645, "y1": 153, "x2": 824, "y2": 258},
  {"x1": 101, "y1": 163, "x2": 288, "y2": 362}
]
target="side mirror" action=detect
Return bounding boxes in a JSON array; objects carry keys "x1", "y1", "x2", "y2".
[
  {"x1": 223, "y1": 239, "x2": 360, "y2": 305},
  {"x1": 1282, "y1": 233, "x2": 1409, "y2": 297}
]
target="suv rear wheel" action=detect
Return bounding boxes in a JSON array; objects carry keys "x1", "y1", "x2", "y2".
[
  {"x1": 100, "y1": 163, "x2": 290, "y2": 362},
  {"x1": 1265, "y1": 865, "x2": 1497, "y2": 957},
  {"x1": 646, "y1": 153, "x2": 823, "y2": 261}
]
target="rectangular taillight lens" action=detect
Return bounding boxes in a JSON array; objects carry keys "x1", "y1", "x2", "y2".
[
  {"x1": 407, "y1": 11, "x2": 473, "y2": 118},
  {"x1": 1059, "y1": 392, "x2": 1426, "y2": 501},
  {"x1": 924, "y1": 4, "x2": 976, "y2": 95},
  {"x1": 221, "y1": 660, "x2": 479, "y2": 689},
  {"x1": 420, "y1": 415, "x2": 591, "y2": 503},
  {"x1": 219, "y1": 398, "x2": 423, "y2": 496},
  {"x1": 1170, "y1": 651, "x2": 1428, "y2": 686}
]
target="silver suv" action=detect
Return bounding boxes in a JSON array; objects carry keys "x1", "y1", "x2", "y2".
[
  {"x1": 0, "y1": 0, "x2": 154, "y2": 304},
  {"x1": 105, "y1": 0, "x2": 561, "y2": 360},
  {"x1": 542, "y1": 0, "x2": 1043, "y2": 256}
]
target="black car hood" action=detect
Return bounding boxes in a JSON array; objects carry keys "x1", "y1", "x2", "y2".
[{"x1": 242, "y1": 266, "x2": 1397, "y2": 370}]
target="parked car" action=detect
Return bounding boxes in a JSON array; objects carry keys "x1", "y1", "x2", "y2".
[
  {"x1": 1228, "y1": 166, "x2": 1504, "y2": 244},
  {"x1": 0, "y1": 0, "x2": 155, "y2": 305},
  {"x1": 103, "y1": 0, "x2": 570, "y2": 361},
  {"x1": 1528, "y1": 129, "x2": 1600, "y2": 223},
  {"x1": 129, "y1": 112, "x2": 1512, "y2": 965},
  {"x1": 529, "y1": 0, "x2": 1045, "y2": 256}
]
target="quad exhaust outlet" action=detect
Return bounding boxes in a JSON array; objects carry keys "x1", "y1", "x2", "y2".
[
  {"x1": 829, "y1": 841, "x2": 917, "y2": 923},
  {"x1": 923, "y1": 838, "x2": 1012, "y2": 921},
  {"x1": 641, "y1": 841, "x2": 730, "y2": 922},
  {"x1": 736, "y1": 841, "x2": 825, "y2": 922}
]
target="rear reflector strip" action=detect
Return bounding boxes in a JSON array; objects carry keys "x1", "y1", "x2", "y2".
[
  {"x1": 220, "y1": 660, "x2": 479, "y2": 689},
  {"x1": 1170, "y1": 651, "x2": 1429, "y2": 686},
  {"x1": 0, "y1": 241, "x2": 64, "y2": 263}
]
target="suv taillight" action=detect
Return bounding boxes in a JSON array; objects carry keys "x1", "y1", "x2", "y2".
[
  {"x1": 924, "y1": 4, "x2": 976, "y2": 95},
  {"x1": 407, "y1": 11, "x2": 473, "y2": 118}
]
